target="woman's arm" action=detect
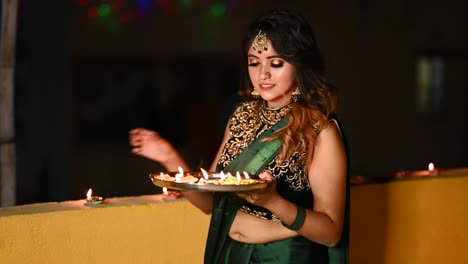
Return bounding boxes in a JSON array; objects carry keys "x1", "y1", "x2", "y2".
[
  {"x1": 129, "y1": 121, "x2": 232, "y2": 215},
  {"x1": 129, "y1": 128, "x2": 189, "y2": 171},
  {"x1": 254, "y1": 121, "x2": 347, "y2": 246}
]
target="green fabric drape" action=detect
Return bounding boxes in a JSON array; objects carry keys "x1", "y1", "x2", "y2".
[
  {"x1": 222, "y1": 117, "x2": 288, "y2": 177},
  {"x1": 205, "y1": 117, "x2": 288, "y2": 264},
  {"x1": 220, "y1": 235, "x2": 328, "y2": 263},
  {"x1": 203, "y1": 116, "x2": 349, "y2": 264}
]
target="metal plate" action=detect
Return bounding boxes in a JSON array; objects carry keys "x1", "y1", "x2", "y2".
[{"x1": 149, "y1": 172, "x2": 267, "y2": 192}]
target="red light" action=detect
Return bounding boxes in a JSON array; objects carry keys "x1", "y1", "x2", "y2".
[
  {"x1": 87, "y1": 6, "x2": 99, "y2": 19},
  {"x1": 79, "y1": 0, "x2": 89, "y2": 7}
]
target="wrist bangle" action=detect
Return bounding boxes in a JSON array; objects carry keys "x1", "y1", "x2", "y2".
[{"x1": 282, "y1": 204, "x2": 306, "y2": 231}]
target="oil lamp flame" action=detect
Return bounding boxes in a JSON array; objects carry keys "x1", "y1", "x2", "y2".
[
  {"x1": 427, "y1": 162, "x2": 439, "y2": 176},
  {"x1": 175, "y1": 166, "x2": 184, "y2": 181},
  {"x1": 236, "y1": 171, "x2": 241, "y2": 181},
  {"x1": 428, "y1": 163, "x2": 435, "y2": 172},
  {"x1": 86, "y1": 188, "x2": 93, "y2": 199},
  {"x1": 219, "y1": 172, "x2": 226, "y2": 179},
  {"x1": 200, "y1": 168, "x2": 209, "y2": 179},
  {"x1": 162, "y1": 186, "x2": 181, "y2": 200},
  {"x1": 85, "y1": 188, "x2": 104, "y2": 205}
]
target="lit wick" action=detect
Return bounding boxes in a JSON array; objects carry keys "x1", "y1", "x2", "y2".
[
  {"x1": 162, "y1": 187, "x2": 182, "y2": 201},
  {"x1": 428, "y1": 163, "x2": 439, "y2": 176},
  {"x1": 85, "y1": 188, "x2": 104, "y2": 206}
]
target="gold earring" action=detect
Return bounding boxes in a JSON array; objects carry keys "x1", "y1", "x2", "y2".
[
  {"x1": 251, "y1": 89, "x2": 260, "y2": 98},
  {"x1": 292, "y1": 87, "x2": 301, "y2": 101}
]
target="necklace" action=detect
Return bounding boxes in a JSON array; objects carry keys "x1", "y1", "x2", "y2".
[
  {"x1": 260, "y1": 100, "x2": 295, "y2": 125},
  {"x1": 263, "y1": 99, "x2": 294, "y2": 111}
]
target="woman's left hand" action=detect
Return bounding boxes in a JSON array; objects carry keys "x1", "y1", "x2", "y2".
[{"x1": 244, "y1": 171, "x2": 280, "y2": 207}]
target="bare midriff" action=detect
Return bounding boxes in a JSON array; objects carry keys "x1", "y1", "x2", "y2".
[{"x1": 229, "y1": 210, "x2": 298, "y2": 244}]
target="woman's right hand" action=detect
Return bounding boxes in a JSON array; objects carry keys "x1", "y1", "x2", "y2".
[{"x1": 129, "y1": 128, "x2": 187, "y2": 170}]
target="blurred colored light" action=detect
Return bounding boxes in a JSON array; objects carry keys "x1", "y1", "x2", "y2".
[
  {"x1": 209, "y1": 3, "x2": 225, "y2": 17},
  {"x1": 79, "y1": 0, "x2": 89, "y2": 7},
  {"x1": 87, "y1": 6, "x2": 99, "y2": 19},
  {"x1": 138, "y1": 0, "x2": 153, "y2": 9},
  {"x1": 99, "y1": 4, "x2": 111, "y2": 17}
]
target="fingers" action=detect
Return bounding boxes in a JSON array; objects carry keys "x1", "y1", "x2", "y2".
[
  {"x1": 129, "y1": 128, "x2": 158, "y2": 137},
  {"x1": 129, "y1": 135, "x2": 142, "y2": 147},
  {"x1": 129, "y1": 128, "x2": 142, "y2": 135},
  {"x1": 258, "y1": 171, "x2": 274, "y2": 182},
  {"x1": 129, "y1": 128, "x2": 158, "y2": 147}
]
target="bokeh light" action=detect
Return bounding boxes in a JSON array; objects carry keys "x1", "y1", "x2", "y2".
[
  {"x1": 87, "y1": 6, "x2": 99, "y2": 19},
  {"x1": 98, "y1": 4, "x2": 111, "y2": 17},
  {"x1": 209, "y1": 3, "x2": 225, "y2": 17},
  {"x1": 78, "y1": 0, "x2": 233, "y2": 24}
]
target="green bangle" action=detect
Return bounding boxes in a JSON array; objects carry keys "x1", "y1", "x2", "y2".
[{"x1": 282, "y1": 204, "x2": 306, "y2": 231}]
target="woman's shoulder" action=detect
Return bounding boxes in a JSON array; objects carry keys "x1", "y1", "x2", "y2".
[{"x1": 315, "y1": 113, "x2": 343, "y2": 138}]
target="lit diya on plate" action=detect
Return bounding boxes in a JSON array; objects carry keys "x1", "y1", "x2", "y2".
[
  {"x1": 149, "y1": 167, "x2": 267, "y2": 192},
  {"x1": 84, "y1": 188, "x2": 105, "y2": 206}
]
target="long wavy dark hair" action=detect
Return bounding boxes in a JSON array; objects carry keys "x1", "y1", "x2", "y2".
[{"x1": 239, "y1": 9, "x2": 338, "y2": 163}]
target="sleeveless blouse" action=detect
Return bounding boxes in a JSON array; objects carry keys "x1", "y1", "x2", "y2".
[{"x1": 216, "y1": 100, "x2": 315, "y2": 221}]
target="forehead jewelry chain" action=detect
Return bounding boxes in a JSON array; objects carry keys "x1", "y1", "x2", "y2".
[{"x1": 252, "y1": 30, "x2": 269, "y2": 54}]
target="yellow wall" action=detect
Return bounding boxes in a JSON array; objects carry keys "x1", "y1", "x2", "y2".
[
  {"x1": 0, "y1": 196, "x2": 211, "y2": 264},
  {"x1": 350, "y1": 175, "x2": 468, "y2": 263},
  {"x1": 1, "y1": 175, "x2": 468, "y2": 264}
]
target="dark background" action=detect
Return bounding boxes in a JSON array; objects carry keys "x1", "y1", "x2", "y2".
[{"x1": 10, "y1": 0, "x2": 467, "y2": 204}]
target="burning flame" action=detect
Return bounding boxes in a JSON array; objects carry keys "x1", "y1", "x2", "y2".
[
  {"x1": 428, "y1": 163, "x2": 435, "y2": 172},
  {"x1": 243, "y1": 172, "x2": 250, "y2": 179},
  {"x1": 162, "y1": 187, "x2": 168, "y2": 195},
  {"x1": 175, "y1": 166, "x2": 184, "y2": 181},
  {"x1": 236, "y1": 171, "x2": 241, "y2": 181},
  {"x1": 86, "y1": 188, "x2": 92, "y2": 199},
  {"x1": 200, "y1": 168, "x2": 209, "y2": 179}
]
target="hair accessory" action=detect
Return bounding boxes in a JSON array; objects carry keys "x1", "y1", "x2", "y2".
[
  {"x1": 292, "y1": 86, "x2": 301, "y2": 101},
  {"x1": 252, "y1": 30, "x2": 269, "y2": 54},
  {"x1": 251, "y1": 89, "x2": 260, "y2": 98},
  {"x1": 282, "y1": 204, "x2": 306, "y2": 231}
]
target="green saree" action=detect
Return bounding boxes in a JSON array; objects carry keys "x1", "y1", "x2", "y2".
[{"x1": 203, "y1": 116, "x2": 349, "y2": 264}]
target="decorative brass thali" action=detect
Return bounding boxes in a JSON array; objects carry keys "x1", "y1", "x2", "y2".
[{"x1": 149, "y1": 172, "x2": 267, "y2": 192}]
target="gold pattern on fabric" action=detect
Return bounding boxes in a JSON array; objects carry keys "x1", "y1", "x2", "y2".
[
  {"x1": 218, "y1": 100, "x2": 314, "y2": 221},
  {"x1": 239, "y1": 205, "x2": 282, "y2": 221}
]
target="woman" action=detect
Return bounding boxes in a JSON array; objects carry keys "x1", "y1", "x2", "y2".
[{"x1": 129, "y1": 9, "x2": 348, "y2": 264}]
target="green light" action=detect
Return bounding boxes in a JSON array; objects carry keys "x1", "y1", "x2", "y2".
[
  {"x1": 98, "y1": 4, "x2": 111, "y2": 17},
  {"x1": 209, "y1": 3, "x2": 225, "y2": 17}
]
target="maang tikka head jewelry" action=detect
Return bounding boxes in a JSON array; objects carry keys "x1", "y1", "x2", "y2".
[{"x1": 252, "y1": 30, "x2": 269, "y2": 54}]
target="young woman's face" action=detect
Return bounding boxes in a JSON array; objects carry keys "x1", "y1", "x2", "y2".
[{"x1": 248, "y1": 40, "x2": 297, "y2": 108}]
